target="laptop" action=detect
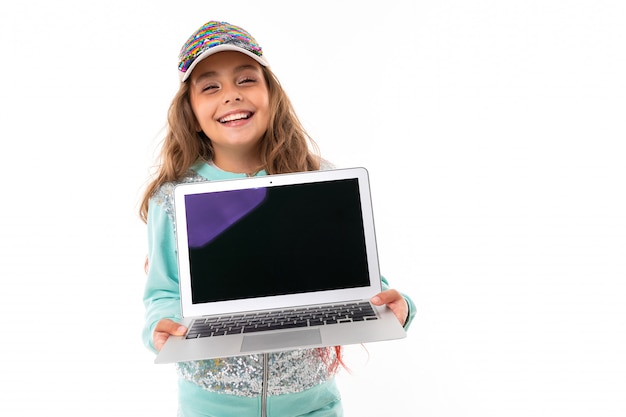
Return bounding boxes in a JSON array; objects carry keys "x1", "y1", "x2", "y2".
[{"x1": 154, "y1": 167, "x2": 407, "y2": 364}]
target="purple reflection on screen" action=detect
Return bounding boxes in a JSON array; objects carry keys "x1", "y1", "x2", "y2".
[{"x1": 185, "y1": 188, "x2": 267, "y2": 248}]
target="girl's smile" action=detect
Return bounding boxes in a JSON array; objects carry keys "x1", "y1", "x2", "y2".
[{"x1": 218, "y1": 110, "x2": 253, "y2": 125}]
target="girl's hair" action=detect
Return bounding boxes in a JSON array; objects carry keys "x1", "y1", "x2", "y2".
[{"x1": 138, "y1": 65, "x2": 321, "y2": 223}]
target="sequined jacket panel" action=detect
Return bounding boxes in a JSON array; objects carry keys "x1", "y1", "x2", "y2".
[{"x1": 176, "y1": 349, "x2": 337, "y2": 397}]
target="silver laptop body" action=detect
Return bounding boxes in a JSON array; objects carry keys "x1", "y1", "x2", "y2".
[{"x1": 155, "y1": 167, "x2": 406, "y2": 364}]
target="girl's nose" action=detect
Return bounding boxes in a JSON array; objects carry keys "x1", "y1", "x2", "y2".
[
  {"x1": 223, "y1": 86, "x2": 242, "y2": 104},
  {"x1": 224, "y1": 95, "x2": 242, "y2": 103}
]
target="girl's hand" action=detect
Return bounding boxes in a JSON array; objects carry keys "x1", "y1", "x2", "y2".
[
  {"x1": 153, "y1": 318, "x2": 188, "y2": 351},
  {"x1": 370, "y1": 289, "x2": 409, "y2": 326}
]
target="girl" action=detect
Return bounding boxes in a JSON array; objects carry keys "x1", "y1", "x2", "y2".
[{"x1": 139, "y1": 20, "x2": 416, "y2": 417}]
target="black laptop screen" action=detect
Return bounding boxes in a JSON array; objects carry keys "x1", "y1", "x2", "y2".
[{"x1": 184, "y1": 178, "x2": 371, "y2": 304}]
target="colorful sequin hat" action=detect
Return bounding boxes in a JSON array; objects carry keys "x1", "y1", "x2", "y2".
[{"x1": 178, "y1": 20, "x2": 269, "y2": 82}]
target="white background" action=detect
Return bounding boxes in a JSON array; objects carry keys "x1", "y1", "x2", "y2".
[{"x1": 1, "y1": 1, "x2": 625, "y2": 416}]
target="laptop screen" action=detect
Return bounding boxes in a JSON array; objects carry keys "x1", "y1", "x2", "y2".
[{"x1": 184, "y1": 178, "x2": 370, "y2": 304}]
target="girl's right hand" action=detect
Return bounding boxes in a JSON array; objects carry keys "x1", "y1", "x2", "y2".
[{"x1": 153, "y1": 319, "x2": 188, "y2": 351}]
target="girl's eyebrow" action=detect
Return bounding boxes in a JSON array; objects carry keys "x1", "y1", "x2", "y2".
[{"x1": 193, "y1": 64, "x2": 260, "y2": 84}]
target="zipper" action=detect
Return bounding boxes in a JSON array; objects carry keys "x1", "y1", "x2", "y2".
[{"x1": 261, "y1": 353, "x2": 269, "y2": 417}]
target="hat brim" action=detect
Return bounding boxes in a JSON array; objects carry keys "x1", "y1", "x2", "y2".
[{"x1": 180, "y1": 45, "x2": 269, "y2": 82}]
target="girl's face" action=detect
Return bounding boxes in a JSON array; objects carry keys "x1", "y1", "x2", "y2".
[{"x1": 188, "y1": 51, "x2": 270, "y2": 170}]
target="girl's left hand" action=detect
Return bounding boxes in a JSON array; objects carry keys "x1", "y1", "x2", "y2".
[{"x1": 370, "y1": 289, "x2": 409, "y2": 326}]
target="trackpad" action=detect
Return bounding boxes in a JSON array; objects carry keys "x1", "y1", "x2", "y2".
[{"x1": 241, "y1": 329, "x2": 322, "y2": 352}]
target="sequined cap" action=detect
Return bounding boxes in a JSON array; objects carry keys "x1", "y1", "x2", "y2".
[{"x1": 178, "y1": 20, "x2": 269, "y2": 82}]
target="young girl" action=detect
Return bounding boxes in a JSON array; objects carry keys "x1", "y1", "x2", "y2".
[{"x1": 139, "y1": 20, "x2": 416, "y2": 417}]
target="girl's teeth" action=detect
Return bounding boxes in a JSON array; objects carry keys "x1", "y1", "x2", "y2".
[{"x1": 221, "y1": 113, "x2": 249, "y2": 123}]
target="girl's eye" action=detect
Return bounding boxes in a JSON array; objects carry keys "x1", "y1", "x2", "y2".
[
  {"x1": 238, "y1": 77, "x2": 256, "y2": 85},
  {"x1": 201, "y1": 84, "x2": 219, "y2": 92}
]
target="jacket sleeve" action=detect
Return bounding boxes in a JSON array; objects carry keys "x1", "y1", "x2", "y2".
[
  {"x1": 381, "y1": 276, "x2": 416, "y2": 330},
  {"x1": 142, "y1": 200, "x2": 183, "y2": 353}
]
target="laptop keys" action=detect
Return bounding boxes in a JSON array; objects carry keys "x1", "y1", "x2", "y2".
[{"x1": 185, "y1": 301, "x2": 378, "y2": 339}]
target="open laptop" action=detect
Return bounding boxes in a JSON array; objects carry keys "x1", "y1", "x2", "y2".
[{"x1": 155, "y1": 167, "x2": 407, "y2": 364}]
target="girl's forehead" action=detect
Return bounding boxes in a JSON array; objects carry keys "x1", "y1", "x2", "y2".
[{"x1": 194, "y1": 51, "x2": 261, "y2": 72}]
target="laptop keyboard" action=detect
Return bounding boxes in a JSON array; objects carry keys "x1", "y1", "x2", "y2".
[{"x1": 186, "y1": 301, "x2": 378, "y2": 339}]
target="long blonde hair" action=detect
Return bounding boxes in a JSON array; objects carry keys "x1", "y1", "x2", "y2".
[{"x1": 138, "y1": 66, "x2": 321, "y2": 223}]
